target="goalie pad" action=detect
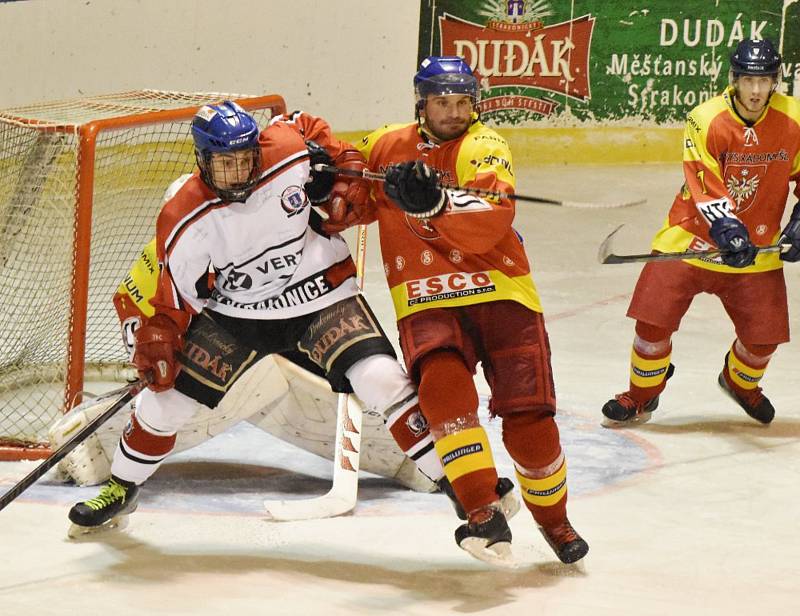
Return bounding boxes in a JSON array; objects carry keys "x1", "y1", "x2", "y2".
[{"x1": 50, "y1": 355, "x2": 434, "y2": 492}]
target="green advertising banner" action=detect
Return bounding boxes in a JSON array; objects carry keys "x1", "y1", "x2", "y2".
[{"x1": 419, "y1": 0, "x2": 800, "y2": 127}]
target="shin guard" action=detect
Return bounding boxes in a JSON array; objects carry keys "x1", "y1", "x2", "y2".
[
  {"x1": 629, "y1": 346, "x2": 672, "y2": 403},
  {"x1": 725, "y1": 341, "x2": 771, "y2": 391},
  {"x1": 384, "y1": 394, "x2": 442, "y2": 481},
  {"x1": 110, "y1": 414, "x2": 177, "y2": 485},
  {"x1": 434, "y1": 426, "x2": 499, "y2": 515},
  {"x1": 515, "y1": 454, "x2": 568, "y2": 529}
]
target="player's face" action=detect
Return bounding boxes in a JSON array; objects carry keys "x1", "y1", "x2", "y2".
[
  {"x1": 421, "y1": 94, "x2": 473, "y2": 142},
  {"x1": 734, "y1": 75, "x2": 776, "y2": 119},
  {"x1": 208, "y1": 149, "x2": 257, "y2": 189}
]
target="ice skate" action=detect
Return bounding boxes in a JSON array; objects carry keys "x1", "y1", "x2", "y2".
[
  {"x1": 601, "y1": 392, "x2": 661, "y2": 427},
  {"x1": 438, "y1": 476, "x2": 521, "y2": 521},
  {"x1": 718, "y1": 369, "x2": 775, "y2": 425},
  {"x1": 454, "y1": 505, "x2": 516, "y2": 568},
  {"x1": 67, "y1": 476, "x2": 139, "y2": 539},
  {"x1": 602, "y1": 364, "x2": 675, "y2": 427},
  {"x1": 538, "y1": 518, "x2": 589, "y2": 564}
]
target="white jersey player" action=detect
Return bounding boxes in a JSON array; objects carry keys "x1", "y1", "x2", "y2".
[{"x1": 66, "y1": 102, "x2": 449, "y2": 534}]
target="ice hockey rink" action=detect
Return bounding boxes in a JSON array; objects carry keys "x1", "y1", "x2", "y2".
[{"x1": 1, "y1": 162, "x2": 799, "y2": 616}]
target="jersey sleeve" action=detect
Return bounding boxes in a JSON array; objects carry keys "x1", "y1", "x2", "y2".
[
  {"x1": 430, "y1": 132, "x2": 516, "y2": 253},
  {"x1": 271, "y1": 110, "x2": 355, "y2": 161},
  {"x1": 149, "y1": 202, "x2": 213, "y2": 332},
  {"x1": 275, "y1": 111, "x2": 378, "y2": 227}
]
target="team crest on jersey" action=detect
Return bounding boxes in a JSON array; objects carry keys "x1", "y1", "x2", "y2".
[
  {"x1": 725, "y1": 165, "x2": 764, "y2": 213},
  {"x1": 222, "y1": 268, "x2": 253, "y2": 291},
  {"x1": 405, "y1": 411, "x2": 429, "y2": 437},
  {"x1": 280, "y1": 185, "x2": 308, "y2": 217}
]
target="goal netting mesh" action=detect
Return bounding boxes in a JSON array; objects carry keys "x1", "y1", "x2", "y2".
[{"x1": 0, "y1": 90, "x2": 285, "y2": 456}]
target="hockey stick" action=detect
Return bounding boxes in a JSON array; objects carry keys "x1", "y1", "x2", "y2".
[
  {"x1": 0, "y1": 379, "x2": 146, "y2": 512},
  {"x1": 263, "y1": 224, "x2": 367, "y2": 521},
  {"x1": 598, "y1": 224, "x2": 790, "y2": 264},
  {"x1": 313, "y1": 163, "x2": 645, "y2": 209}
]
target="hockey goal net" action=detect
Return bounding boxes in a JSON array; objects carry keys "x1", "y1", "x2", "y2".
[{"x1": 0, "y1": 90, "x2": 286, "y2": 460}]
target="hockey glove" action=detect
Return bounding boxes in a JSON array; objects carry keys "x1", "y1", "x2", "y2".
[
  {"x1": 322, "y1": 149, "x2": 370, "y2": 234},
  {"x1": 304, "y1": 140, "x2": 335, "y2": 204},
  {"x1": 384, "y1": 160, "x2": 447, "y2": 219},
  {"x1": 132, "y1": 313, "x2": 183, "y2": 392},
  {"x1": 779, "y1": 201, "x2": 800, "y2": 263},
  {"x1": 709, "y1": 217, "x2": 758, "y2": 268}
]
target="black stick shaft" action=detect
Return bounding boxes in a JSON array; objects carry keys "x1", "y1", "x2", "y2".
[
  {"x1": 0, "y1": 380, "x2": 145, "y2": 512},
  {"x1": 603, "y1": 244, "x2": 786, "y2": 264},
  {"x1": 313, "y1": 164, "x2": 563, "y2": 205}
]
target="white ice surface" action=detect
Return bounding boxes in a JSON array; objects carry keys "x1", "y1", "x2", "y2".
[{"x1": 1, "y1": 164, "x2": 799, "y2": 615}]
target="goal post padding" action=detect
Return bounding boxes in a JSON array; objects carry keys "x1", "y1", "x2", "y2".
[{"x1": 0, "y1": 91, "x2": 286, "y2": 458}]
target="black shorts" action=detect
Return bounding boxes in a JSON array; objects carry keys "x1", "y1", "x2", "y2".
[{"x1": 174, "y1": 295, "x2": 395, "y2": 408}]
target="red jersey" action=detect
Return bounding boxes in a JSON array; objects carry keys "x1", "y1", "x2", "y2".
[
  {"x1": 358, "y1": 118, "x2": 542, "y2": 321},
  {"x1": 652, "y1": 87, "x2": 800, "y2": 273}
]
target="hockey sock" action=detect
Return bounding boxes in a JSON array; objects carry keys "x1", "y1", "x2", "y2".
[
  {"x1": 724, "y1": 340, "x2": 774, "y2": 391},
  {"x1": 515, "y1": 453, "x2": 568, "y2": 529},
  {"x1": 384, "y1": 394, "x2": 443, "y2": 481},
  {"x1": 434, "y1": 426, "x2": 499, "y2": 515},
  {"x1": 110, "y1": 414, "x2": 177, "y2": 485},
  {"x1": 501, "y1": 412, "x2": 567, "y2": 527},
  {"x1": 629, "y1": 347, "x2": 672, "y2": 403}
]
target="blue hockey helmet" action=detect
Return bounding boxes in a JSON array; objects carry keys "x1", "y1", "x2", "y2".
[
  {"x1": 191, "y1": 101, "x2": 261, "y2": 202},
  {"x1": 730, "y1": 38, "x2": 781, "y2": 77},
  {"x1": 414, "y1": 56, "x2": 479, "y2": 114}
]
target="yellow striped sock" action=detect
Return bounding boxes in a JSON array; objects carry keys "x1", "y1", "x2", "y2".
[
  {"x1": 629, "y1": 348, "x2": 671, "y2": 389},
  {"x1": 434, "y1": 427, "x2": 495, "y2": 482},
  {"x1": 726, "y1": 347, "x2": 766, "y2": 390},
  {"x1": 516, "y1": 460, "x2": 567, "y2": 507}
]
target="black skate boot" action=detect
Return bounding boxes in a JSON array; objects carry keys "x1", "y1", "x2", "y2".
[
  {"x1": 602, "y1": 364, "x2": 675, "y2": 426},
  {"x1": 437, "y1": 476, "x2": 520, "y2": 520},
  {"x1": 718, "y1": 367, "x2": 774, "y2": 424},
  {"x1": 68, "y1": 475, "x2": 139, "y2": 538},
  {"x1": 539, "y1": 518, "x2": 589, "y2": 564},
  {"x1": 455, "y1": 505, "x2": 514, "y2": 567}
]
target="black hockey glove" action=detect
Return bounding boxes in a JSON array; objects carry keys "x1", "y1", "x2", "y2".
[
  {"x1": 779, "y1": 201, "x2": 800, "y2": 263},
  {"x1": 709, "y1": 217, "x2": 758, "y2": 268},
  {"x1": 304, "y1": 140, "x2": 334, "y2": 204},
  {"x1": 384, "y1": 160, "x2": 447, "y2": 219}
]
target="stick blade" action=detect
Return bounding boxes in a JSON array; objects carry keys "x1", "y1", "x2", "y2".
[
  {"x1": 264, "y1": 493, "x2": 356, "y2": 521},
  {"x1": 597, "y1": 224, "x2": 626, "y2": 264}
]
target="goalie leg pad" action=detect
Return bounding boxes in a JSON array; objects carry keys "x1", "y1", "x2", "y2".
[
  {"x1": 55, "y1": 356, "x2": 291, "y2": 487},
  {"x1": 49, "y1": 395, "x2": 136, "y2": 486}
]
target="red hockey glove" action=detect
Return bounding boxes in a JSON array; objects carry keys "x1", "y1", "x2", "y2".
[
  {"x1": 132, "y1": 313, "x2": 183, "y2": 392},
  {"x1": 322, "y1": 149, "x2": 371, "y2": 234}
]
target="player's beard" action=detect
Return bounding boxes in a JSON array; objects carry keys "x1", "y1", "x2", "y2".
[{"x1": 426, "y1": 117, "x2": 470, "y2": 142}]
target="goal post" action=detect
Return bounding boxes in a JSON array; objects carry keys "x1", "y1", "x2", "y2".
[{"x1": 0, "y1": 90, "x2": 286, "y2": 460}]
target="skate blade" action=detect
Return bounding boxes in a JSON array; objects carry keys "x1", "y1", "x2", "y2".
[
  {"x1": 500, "y1": 492, "x2": 521, "y2": 521},
  {"x1": 601, "y1": 410, "x2": 652, "y2": 429},
  {"x1": 459, "y1": 538, "x2": 518, "y2": 569},
  {"x1": 67, "y1": 515, "x2": 130, "y2": 540}
]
